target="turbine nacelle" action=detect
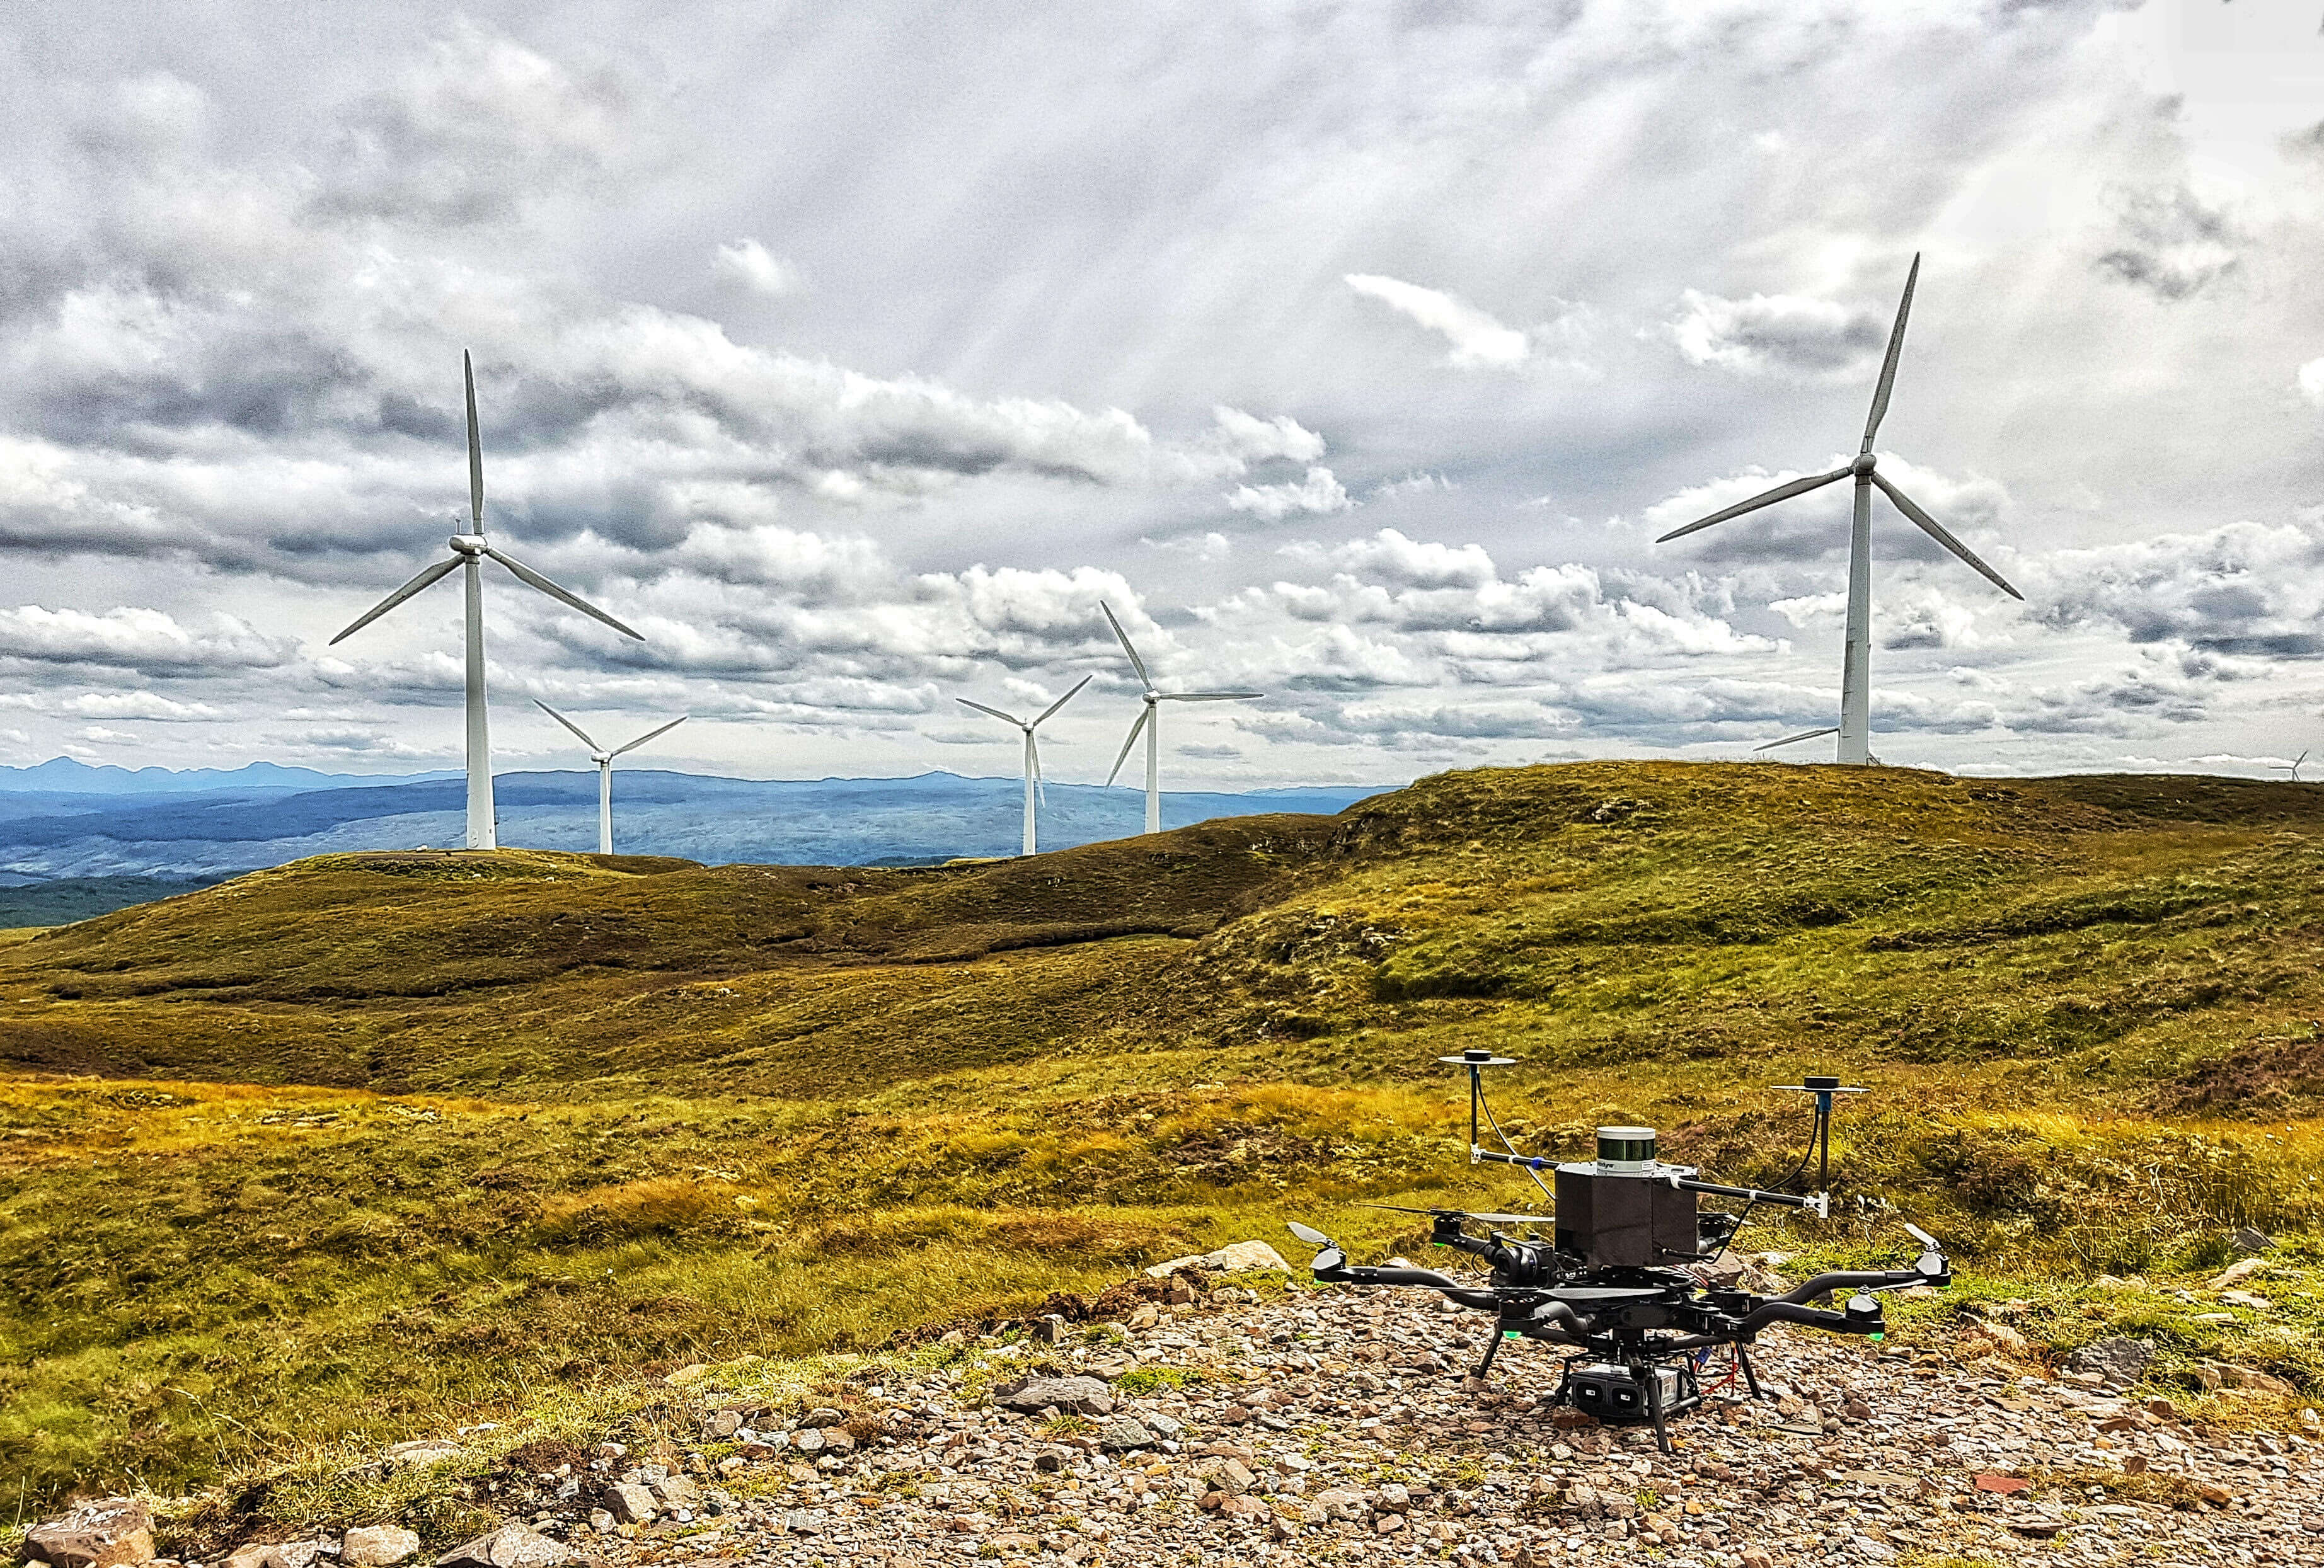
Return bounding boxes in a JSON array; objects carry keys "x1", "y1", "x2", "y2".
[
  {"x1": 1849, "y1": 452, "x2": 1878, "y2": 478},
  {"x1": 448, "y1": 534, "x2": 490, "y2": 558}
]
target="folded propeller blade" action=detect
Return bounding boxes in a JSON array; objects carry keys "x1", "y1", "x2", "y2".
[{"x1": 1287, "y1": 1221, "x2": 1331, "y2": 1247}]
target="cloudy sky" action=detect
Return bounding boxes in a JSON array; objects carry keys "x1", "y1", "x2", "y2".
[{"x1": 1, "y1": 0, "x2": 2320, "y2": 787}]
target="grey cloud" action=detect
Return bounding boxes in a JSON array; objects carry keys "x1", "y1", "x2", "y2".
[{"x1": 2093, "y1": 187, "x2": 2238, "y2": 301}]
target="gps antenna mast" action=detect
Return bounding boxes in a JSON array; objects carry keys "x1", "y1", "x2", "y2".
[
  {"x1": 1441, "y1": 1048, "x2": 1517, "y2": 1162},
  {"x1": 1773, "y1": 1073, "x2": 1867, "y2": 1192}
]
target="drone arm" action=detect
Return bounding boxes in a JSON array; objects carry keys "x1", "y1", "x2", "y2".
[
  {"x1": 1309, "y1": 1253, "x2": 1498, "y2": 1309},
  {"x1": 1662, "y1": 1296, "x2": 1884, "y2": 1348},
  {"x1": 1773, "y1": 1267, "x2": 1943, "y2": 1305}
]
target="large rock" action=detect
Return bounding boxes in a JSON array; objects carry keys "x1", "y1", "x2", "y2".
[
  {"x1": 340, "y1": 1529, "x2": 420, "y2": 1568},
  {"x1": 25, "y1": 1501, "x2": 155, "y2": 1568},
  {"x1": 432, "y1": 1525, "x2": 571, "y2": 1568},
  {"x1": 993, "y1": 1375, "x2": 1113, "y2": 1416},
  {"x1": 222, "y1": 1546, "x2": 319, "y2": 1568},
  {"x1": 2064, "y1": 1336, "x2": 2152, "y2": 1386},
  {"x1": 603, "y1": 1483, "x2": 657, "y2": 1525},
  {"x1": 1144, "y1": 1240, "x2": 1290, "y2": 1279},
  {"x1": 1095, "y1": 1417, "x2": 1154, "y2": 1451}
]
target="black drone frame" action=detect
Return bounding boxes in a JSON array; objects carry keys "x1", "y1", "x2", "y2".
[{"x1": 1288, "y1": 1052, "x2": 1950, "y2": 1453}]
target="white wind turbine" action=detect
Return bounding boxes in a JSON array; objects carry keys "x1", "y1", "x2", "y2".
[
  {"x1": 1658, "y1": 255, "x2": 2023, "y2": 766},
  {"x1": 2274, "y1": 750, "x2": 2310, "y2": 784},
  {"x1": 331, "y1": 352, "x2": 643, "y2": 850},
  {"x1": 955, "y1": 675, "x2": 1092, "y2": 856},
  {"x1": 534, "y1": 701, "x2": 687, "y2": 854},
  {"x1": 1099, "y1": 600, "x2": 1262, "y2": 835}
]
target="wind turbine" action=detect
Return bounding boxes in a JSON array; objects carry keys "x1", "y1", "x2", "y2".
[
  {"x1": 534, "y1": 700, "x2": 687, "y2": 854},
  {"x1": 1657, "y1": 255, "x2": 2023, "y2": 766},
  {"x1": 955, "y1": 676, "x2": 1091, "y2": 856},
  {"x1": 331, "y1": 351, "x2": 643, "y2": 850},
  {"x1": 1099, "y1": 600, "x2": 1262, "y2": 835},
  {"x1": 2275, "y1": 750, "x2": 2310, "y2": 784}
]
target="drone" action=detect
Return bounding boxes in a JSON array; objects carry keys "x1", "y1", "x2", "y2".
[{"x1": 1287, "y1": 1051, "x2": 1951, "y2": 1453}]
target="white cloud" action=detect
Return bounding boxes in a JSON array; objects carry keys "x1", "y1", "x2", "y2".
[
  {"x1": 711, "y1": 239, "x2": 802, "y2": 297},
  {"x1": 1665, "y1": 289, "x2": 1885, "y2": 378},
  {"x1": 1345, "y1": 274, "x2": 1531, "y2": 369},
  {"x1": 1224, "y1": 466, "x2": 1354, "y2": 520},
  {"x1": 0, "y1": 607, "x2": 294, "y2": 671}
]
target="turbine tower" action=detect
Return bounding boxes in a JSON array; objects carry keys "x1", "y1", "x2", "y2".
[
  {"x1": 1100, "y1": 600, "x2": 1262, "y2": 834},
  {"x1": 331, "y1": 351, "x2": 643, "y2": 849},
  {"x1": 955, "y1": 676, "x2": 1091, "y2": 856},
  {"x1": 534, "y1": 701, "x2": 687, "y2": 854},
  {"x1": 1657, "y1": 255, "x2": 2023, "y2": 766}
]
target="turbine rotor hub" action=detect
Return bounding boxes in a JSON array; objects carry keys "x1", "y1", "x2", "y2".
[
  {"x1": 1851, "y1": 452, "x2": 1878, "y2": 478},
  {"x1": 448, "y1": 534, "x2": 488, "y2": 556}
]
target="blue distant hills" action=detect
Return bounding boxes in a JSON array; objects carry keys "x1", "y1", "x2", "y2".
[{"x1": 0, "y1": 762, "x2": 1393, "y2": 923}]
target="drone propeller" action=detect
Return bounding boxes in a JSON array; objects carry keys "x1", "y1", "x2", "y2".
[
  {"x1": 1901, "y1": 1220, "x2": 1950, "y2": 1274},
  {"x1": 1284, "y1": 1220, "x2": 1345, "y2": 1274},
  {"x1": 1359, "y1": 1203, "x2": 1553, "y2": 1227}
]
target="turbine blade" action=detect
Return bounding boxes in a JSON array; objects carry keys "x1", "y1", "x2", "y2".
[
  {"x1": 1100, "y1": 600, "x2": 1154, "y2": 690},
  {"x1": 532, "y1": 697, "x2": 602, "y2": 752},
  {"x1": 1105, "y1": 707, "x2": 1150, "y2": 787},
  {"x1": 1032, "y1": 735, "x2": 1047, "y2": 808},
  {"x1": 1869, "y1": 471, "x2": 2023, "y2": 600},
  {"x1": 611, "y1": 715, "x2": 686, "y2": 757},
  {"x1": 1655, "y1": 466, "x2": 1852, "y2": 542},
  {"x1": 1031, "y1": 673, "x2": 1093, "y2": 728},
  {"x1": 328, "y1": 554, "x2": 462, "y2": 644},
  {"x1": 1862, "y1": 253, "x2": 1919, "y2": 453},
  {"x1": 1160, "y1": 690, "x2": 1263, "y2": 702},
  {"x1": 955, "y1": 697, "x2": 1025, "y2": 726},
  {"x1": 482, "y1": 546, "x2": 647, "y2": 638},
  {"x1": 464, "y1": 349, "x2": 485, "y2": 534},
  {"x1": 1754, "y1": 725, "x2": 1840, "y2": 752}
]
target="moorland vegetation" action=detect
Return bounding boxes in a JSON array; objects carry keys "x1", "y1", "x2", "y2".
[{"x1": 3, "y1": 760, "x2": 2320, "y2": 1518}]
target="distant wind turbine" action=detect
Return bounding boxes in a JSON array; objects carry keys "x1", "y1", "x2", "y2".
[
  {"x1": 534, "y1": 701, "x2": 687, "y2": 854},
  {"x1": 1100, "y1": 601, "x2": 1262, "y2": 835},
  {"x1": 330, "y1": 351, "x2": 643, "y2": 850},
  {"x1": 955, "y1": 676, "x2": 1091, "y2": 856},
  {"x1": 2275, "y1": 750, "x2": 2310, "y2": 784},
  {"x1": 1657, "y1": 255, "x2": 2023, "y2": 767}
]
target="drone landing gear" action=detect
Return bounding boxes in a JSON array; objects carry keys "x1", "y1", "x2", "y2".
[{"x1": 1472, "y1": 1333, "x2": 1505, "y2": 1382}]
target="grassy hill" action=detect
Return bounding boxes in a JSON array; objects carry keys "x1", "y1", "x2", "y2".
[{"x1": 3, "y1": 760, "x2": 2321, "y2": 1511}]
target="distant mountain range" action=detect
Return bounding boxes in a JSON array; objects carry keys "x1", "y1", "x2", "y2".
[
  {"x1": 0, "y1": 762, "x2": 1392, "y2": 923},
  {"x1": 0, "y1": 757, "x2": 461, "y2": 796}
]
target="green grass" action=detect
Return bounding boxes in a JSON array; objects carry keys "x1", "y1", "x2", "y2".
[{"x1": 3, "y1": 760, "x2": 2323, "y2": 1516}]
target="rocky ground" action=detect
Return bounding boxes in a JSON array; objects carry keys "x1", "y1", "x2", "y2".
[{"x1": 25, "y1": 1257, "x2": 2324, "y2": 1568}]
